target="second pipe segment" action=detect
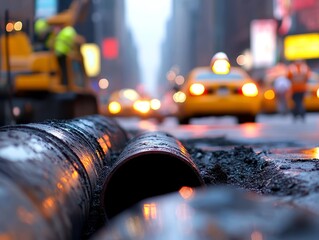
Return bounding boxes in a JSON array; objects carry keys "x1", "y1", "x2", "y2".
[{"x1": 102, "y1": 131, "x2": 205, "y2": 220}]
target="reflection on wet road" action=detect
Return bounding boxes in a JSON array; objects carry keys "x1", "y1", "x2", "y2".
[{"x1": 115, "y1": 113, "x2": 319, "y2": 160}]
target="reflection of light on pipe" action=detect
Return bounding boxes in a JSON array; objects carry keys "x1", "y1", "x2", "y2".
[
  {"x1": 17, "y1": 207, "x2": 35, "y2": 224},
  {"x1": 251, "y1": 230, "x2": 263, "y2": 240},
  {"x1": 143, "y1": 203, "x2": 157, "y2": 220},
  {"x1": 79, "y1": 153, "x2": 95, "y2": 172},
  {"x1": 42, "y1": 197, "x2": 56, "y2": 217},
  {"x1": 47, "y1": 129, "x2": 65, "y2": 141},
  {"x1": 56, "y1": 182, "x2": 63, "y2": 190},
  {"x1": 179, "y1": 186, "x2": 194, "y2": 200},
  {"x1": 176, "y1": 141, "x2": 188, "y2": 156},
  {"x1": 98, "y1": 135, "x2": 111, "y2": 153},
  {"x1": 71, "y1": 170, "x2": 79, "y2": 180}
]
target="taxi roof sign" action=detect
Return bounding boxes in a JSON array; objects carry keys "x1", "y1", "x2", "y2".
[{"x1": 210, "y1": 52, "x2": 230, "y2": 74}]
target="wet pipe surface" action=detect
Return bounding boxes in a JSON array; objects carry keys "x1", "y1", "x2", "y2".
[{"x1": 0, "y1": 115, "x2": 129, "y2": 240}]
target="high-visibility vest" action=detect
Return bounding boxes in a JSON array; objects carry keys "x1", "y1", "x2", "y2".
[
  {"x1": 54, "y1": 26, "x2": 77, "y2": 56},
  {"x1": 287, "y1": 62, "x2": 310, "y2": 92}
]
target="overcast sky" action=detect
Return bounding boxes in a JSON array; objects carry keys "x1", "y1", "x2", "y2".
[{"x1": 125, "y1": 0, "x2": 172, "y2": 96}]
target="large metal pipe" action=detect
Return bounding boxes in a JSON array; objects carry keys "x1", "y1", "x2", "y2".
[
  {"x1": 0, "y1": 115, "x2": 128, "y2": 240},
  {"x1": 102, "y1": 131, "x2": 205, "y2": 220}
]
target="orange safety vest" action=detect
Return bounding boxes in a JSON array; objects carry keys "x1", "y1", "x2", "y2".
[{"x1": 287, "y1": 62, "x2": 310, "y2": 93}]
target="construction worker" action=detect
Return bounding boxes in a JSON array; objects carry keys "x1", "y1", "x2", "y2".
[
  {"x1": 287, "y1": 59, "x2": 311, "y2": 121},
  {"x1": 54, "y1": 25, "x2": 77, "y2": 86},
  {"x1": 34, "y1": 18, "x2": 55, "y2": 51}
]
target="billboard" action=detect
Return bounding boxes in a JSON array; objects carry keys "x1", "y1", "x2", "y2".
[
  {"x1": 250, "y1": 19, "x2": 277, "y2": 68},
  {"x1": 284, "y1": 33, "x2": 319, "y2": 60}
]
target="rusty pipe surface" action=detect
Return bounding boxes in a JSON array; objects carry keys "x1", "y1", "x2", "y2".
[
  {"x1": 0, "y1": 115, "x2": 128, "y2": 240},
  {"x1": 102, "y1": 131, "x2": 205, "y2": 220}
]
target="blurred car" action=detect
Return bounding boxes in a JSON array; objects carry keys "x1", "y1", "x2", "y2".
[
  {"x1": 261, "y1": 69, "x2": 319, "y2": 114},
  {"x1": 305, "y1": 72, "x2": 319, "y2": 112},
  {"x1": 106, "y1": 88, "x2": 164, "y2": 121},
  {"x1": 175, "y1": 53, "x2": 262, "y2": 124}
]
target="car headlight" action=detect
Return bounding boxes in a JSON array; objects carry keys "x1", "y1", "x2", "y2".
[
  {"x1": 133, "y1": 100, "x2": 151, "y2": 114},
  {"x1": 150, "y1": 99, "x2": 161, "y2": 110},
  {"x1": 189, "y1": 83, "x2": 206, "y2": 96},
  {"x1": 242, "y1": 83, "x2": 258, "y2": 97},
  {"x1": 108, "y1": 101, "x2": 121, "y2": 114},
  {"x1": 264, "y1": 89, "x2": 275, "y2": 100}
]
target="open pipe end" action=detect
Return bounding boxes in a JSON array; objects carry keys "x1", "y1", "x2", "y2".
[{"x1": 102, "y1": 152, "x2": 204, "y2": 220}]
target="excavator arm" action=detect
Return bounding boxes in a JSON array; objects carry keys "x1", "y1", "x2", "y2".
[{"x1": 46, "y1": 0, "x2": 89, "y2": 27}]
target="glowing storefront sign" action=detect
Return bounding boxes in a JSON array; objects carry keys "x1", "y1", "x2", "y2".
[{"x1": 284, "y1": 33, "x2": 319, "y2": 60}]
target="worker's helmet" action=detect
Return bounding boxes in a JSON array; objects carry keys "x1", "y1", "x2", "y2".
[
  {"x1": 60, "y1": 26, "x2": 77, "y2": 39},
  {"x1": 34, "y1": 19, "x2": 50, "y2": 35}
]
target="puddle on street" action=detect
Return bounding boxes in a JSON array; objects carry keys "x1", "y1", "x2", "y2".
[{"x1": 271, "y1": 147, "x2": 319, "y2": 160}]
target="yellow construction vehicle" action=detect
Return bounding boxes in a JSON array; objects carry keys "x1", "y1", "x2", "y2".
[{"x1": 0, "y1": 0, "x2": 99, "y2": 125}]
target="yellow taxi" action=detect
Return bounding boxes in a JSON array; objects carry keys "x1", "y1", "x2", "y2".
[
  {"x1": 106, "y1": 88, "x2": 164, "y2": 121},
  {"x1": 305, "y1": 72, "x2": 319, "y2": 112},
  {"x1": 175, "y1": 52, "x2": 262, "y2": 124},
  {"x1": 261, "y1": 67, "x2": 319, "y2": 114}
]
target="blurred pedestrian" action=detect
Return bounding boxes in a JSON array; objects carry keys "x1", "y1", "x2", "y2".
[
  {"x1": 273, "y1": 75, "x2": 291, "y2": 115},
  {"x1": 287, "y1": 60, "x2": 311, "y2": 121}
]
